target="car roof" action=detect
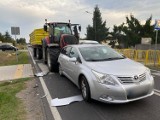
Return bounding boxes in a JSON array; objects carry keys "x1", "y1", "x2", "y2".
[
  {"x1": 66, "y1": 44, "x2": 105, "y2": 48},
  {"x1": 79, "y1": 40, "x2": 99, "y2": 44}
]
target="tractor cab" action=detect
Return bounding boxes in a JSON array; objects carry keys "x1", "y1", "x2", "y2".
[{"x1": 44, "y1": 21, "x2": 81, "y2": 48}]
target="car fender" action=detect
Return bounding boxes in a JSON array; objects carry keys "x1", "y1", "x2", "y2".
[{"x1": 78, "y1": 67, "x2": 96, "y2": 97}]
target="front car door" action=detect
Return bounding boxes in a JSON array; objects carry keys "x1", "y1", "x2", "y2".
[
  {"x1": 67, "y1": 47, "x2": 82, "y2": 85},
  {"x1": 58, "y1": 46, "x2": 72, "y2": 77}
]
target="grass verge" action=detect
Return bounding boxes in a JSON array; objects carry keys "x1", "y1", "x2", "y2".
[
  {"x1": 0, "y1": 78, "x2": 31, "y2": 120},
  {"x1": 0, "y1": 51, "x2": 29, "y2": 66}
]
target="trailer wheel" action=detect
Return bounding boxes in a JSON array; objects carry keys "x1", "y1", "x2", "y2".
[
  {"x1": 33, "y1": 48, "x2": 37, "y2": 57},
  {"x1": 36, "y1": 48, "x2": 42, "y2": 59},
  {"x1": 47, "y1": 47, "x2": 60, "y2": 72}
]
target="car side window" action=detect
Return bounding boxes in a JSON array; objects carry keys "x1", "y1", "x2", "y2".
[
  {"x1": 69, "y1": 47, "x2": 79, "y2": 59},
  {"x1": 61, "y1": 46, "x2": 71, "y2": 57}
]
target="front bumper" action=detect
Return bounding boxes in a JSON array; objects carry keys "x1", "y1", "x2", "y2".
[
  {"x1": 91, "y1": 76, "x2": 154, "y2": 103},
  {"x1": 99, "y1": 91, "x2": 154, "y2": 103}
]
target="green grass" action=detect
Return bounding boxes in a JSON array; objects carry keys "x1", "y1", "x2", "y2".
[
  {"x1": 0, "y1": 51, "x2": 29, "y2": 66},
  {"x1": 0, "y1": 78, "x2": 30, "y2": 120}
]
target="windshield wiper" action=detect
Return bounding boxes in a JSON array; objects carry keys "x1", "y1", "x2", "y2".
[
  {"x1": 86, "y1": 57, "x2": 125, "y2": 61},
  {"x1": 99, "y1": 57, "x2": 125, "y2": 61},
  {"x1": 85, "y1": 59, "x2": 99, "y2": 61}
]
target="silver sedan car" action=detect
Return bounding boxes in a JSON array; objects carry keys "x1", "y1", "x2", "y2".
[{"x1": 58, "y1": 44, "x2": 154, "y2": 103}]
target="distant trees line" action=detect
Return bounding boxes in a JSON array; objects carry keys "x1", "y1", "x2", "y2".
[
  {"x1": 0, "y1": 31, "x2": 26, "y2": 45},
  {"x1": 86, "y1": 5, "x2": 160, "y2": 48}
]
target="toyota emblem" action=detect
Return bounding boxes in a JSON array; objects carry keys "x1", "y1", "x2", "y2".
[{"x1": 134, "y1": 75, "x2": 139, "y2": 80}]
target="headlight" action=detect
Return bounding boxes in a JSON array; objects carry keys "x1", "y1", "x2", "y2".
[{"x1": 92, "y1": 70, "x2": 118, "y2": 86}]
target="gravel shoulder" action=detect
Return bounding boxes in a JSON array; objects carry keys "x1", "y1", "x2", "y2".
[{"x1": 16, "y1": 78, "x2": 44, "y2": 120}]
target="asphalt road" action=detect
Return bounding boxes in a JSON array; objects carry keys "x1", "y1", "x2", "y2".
[{"x1": 29, "y1": 47, "x2": 160, "y2": 120}]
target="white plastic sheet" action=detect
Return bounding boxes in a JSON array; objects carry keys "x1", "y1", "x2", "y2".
[
  {"x1": 34, "y1": 72, "x2": 49, "y2": 77},
  {"x1": 51, "y1": 95, "x2": 83, "y2": 107}
]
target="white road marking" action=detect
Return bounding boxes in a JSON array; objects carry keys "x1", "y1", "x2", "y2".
[
  {"x1": 154, "y1": 89, "x2": 160, "y2": 96},
  {"x1": 29, "y1": 48, "x2": 62, "y2": 120},
  {"x1": 151, "y1": 69, "x2": 160, "y2": 72},
  {"x1": 152, "y1": 73, "x2": 160, "y2": 76},
  {"x1": 154, "y1": 89, "x2": 160, "y2": 93},
  {"x1": 154, "y1": 92, "x2": 160, "y2": 96},
  {"x1": 29, "y1": 50, "x2": 36, "y2": 65},
  {"x1": 39, "y1": 77, "x2": 62, "y2": 120}
]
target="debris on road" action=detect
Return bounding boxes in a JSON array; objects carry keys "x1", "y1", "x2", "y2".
[
  {"x1": 51, "y1": 95, "x2": 83, "y2": 107},
  {"x1": 34, "y1": 72, "x2": 49, "y2": 77}
]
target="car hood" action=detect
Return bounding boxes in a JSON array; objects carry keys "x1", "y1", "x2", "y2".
[{"x1": 85, "y1": 58, "x2": 146, "y2": 76}]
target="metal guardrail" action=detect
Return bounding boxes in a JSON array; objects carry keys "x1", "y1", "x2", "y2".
[{"x1": 116, "y1": 49, "x2": 160, "y2": 66}]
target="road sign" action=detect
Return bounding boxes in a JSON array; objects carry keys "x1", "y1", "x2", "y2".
[
  {"x1": 11, "y1": 27, "x2": 20, "y2": 35},
  {"x1": 154, "y1": 20, "x2": 160, "y2": 30}
]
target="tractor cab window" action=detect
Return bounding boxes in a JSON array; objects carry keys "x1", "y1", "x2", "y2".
[{"x1": 54, "y1": 24, "x2": 72, "y2": 37}]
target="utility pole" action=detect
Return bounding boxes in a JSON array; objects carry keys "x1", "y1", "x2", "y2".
[{"x1": 11, "y1": 27, "x2": 20, "y2": 62}]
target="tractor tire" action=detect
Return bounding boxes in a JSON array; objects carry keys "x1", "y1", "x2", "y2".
[
  {"x1": 36, "y1": 48, "x2": 42, "y2": 59},
  {"x1": 33, "y1": 48, "x2": 37, "y2": 58},
  {"x1": 47, "y1": 47, "x2": 60, "y2": 72}
]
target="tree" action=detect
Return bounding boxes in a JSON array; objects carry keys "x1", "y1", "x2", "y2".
[
  {"x1": 17, "y1": 38, "x2": 26, "y2": 44},
  {"x1": 122, "y1": 14, "x2": 142, "y2": 47},
  {"x1": 86, "y1": 5, "x2": 109, "y2": 42},
  {"x1": 3, "y1": 31, "x2": 13, "y2": 43},
  {"x1": 110, "y1": 25, "x2": 126, "y2": 48},
  {"x1": 0, "y1": 32, "x2": 5, "y2": 42},
  {"x1": 86, "y1": 25, "x2": 94, "y2": 40}
]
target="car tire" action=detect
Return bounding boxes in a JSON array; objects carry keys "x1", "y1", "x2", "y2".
[{"x1": 80, "y1": 76, "x2": 91, "y2": 102}]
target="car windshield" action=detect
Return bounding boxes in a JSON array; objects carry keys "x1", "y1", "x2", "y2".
[{"x1": 79, "y1": 46, "x2": 125, "y2": 61}]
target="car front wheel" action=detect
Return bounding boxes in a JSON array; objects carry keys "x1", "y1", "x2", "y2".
[{"x1": 80, "y1": 76, "x2": 91, "y2": 102}]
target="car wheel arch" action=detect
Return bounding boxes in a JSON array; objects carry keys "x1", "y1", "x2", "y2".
[
  {"x1": 79, "y1": 74, "x2": 91, "y2": 101},
  {"x1": 78, "y1": 74, "x2": 91, "y2": 91}
]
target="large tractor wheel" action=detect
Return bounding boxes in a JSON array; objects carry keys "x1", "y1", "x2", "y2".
[
  {"x1": 47, "y1": 47, "x2": 60, "y2": 72},
  {"x1": 36, "y1": 48, "x2": 42, "y2": 59}
]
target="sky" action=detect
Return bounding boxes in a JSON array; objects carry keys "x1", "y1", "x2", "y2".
[{"x1": 0, "y1": 0, "x2": 159, "y2": 43}]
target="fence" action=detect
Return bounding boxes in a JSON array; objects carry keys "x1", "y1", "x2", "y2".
[{"x1": 116, "y1": 49, "x2": 160, "y2": 66}]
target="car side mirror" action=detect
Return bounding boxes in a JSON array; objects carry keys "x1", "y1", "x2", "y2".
[{"x1": 69, "y1": 57, "x2": 77, "y2": 62}]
